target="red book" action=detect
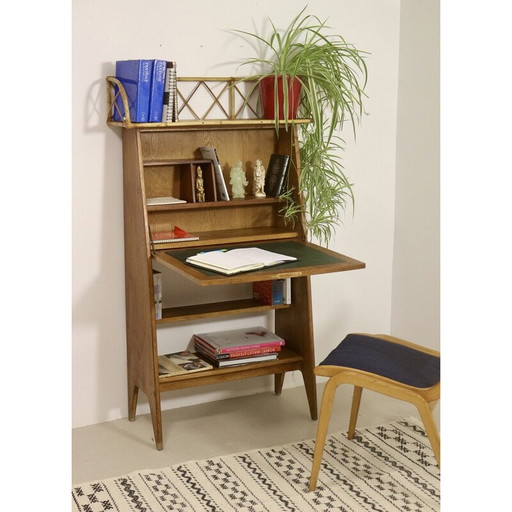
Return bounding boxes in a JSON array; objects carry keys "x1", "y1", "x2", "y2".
[
  {"x1": 151, "y1": 226, "x2": 199, "y2": 243},
  {"x1": 194, "y1": 337, "x2": 281, "y2": 359},
  {"x1": 193, "y1": 326, "x2": 285, "y2": 354},
  {"x1": 253, "y1": 280, "x2": 284, "y2": 305}
]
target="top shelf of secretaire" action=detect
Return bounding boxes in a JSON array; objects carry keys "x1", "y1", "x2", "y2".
[
  {"x1": 106, "y1": 75, "x2": 310, "y2": 129},
  {"x1": 107, "y1": 119, "x2": 311, "y2": 129}
]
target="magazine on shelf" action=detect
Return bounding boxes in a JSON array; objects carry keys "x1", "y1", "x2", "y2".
[
  {"x1": 193, "y1": 326, "x2": 285, "y2": 354},
  {"x1": 146, "y1": 196, "x2": 186, "y2": 205},
  {"x1": 198, "y1": 351, "x2": 279, "y2": 367},
  {"x1": 194, "y1": 336, "x2": 281, "y2": 358},
  {"x1": 158, "y1": 351, "x2": 212, "y2": 377}
]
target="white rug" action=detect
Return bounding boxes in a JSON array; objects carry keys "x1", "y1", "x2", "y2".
[{"x1": 72, "y1": 417, "x2": 440, "y2": 511}]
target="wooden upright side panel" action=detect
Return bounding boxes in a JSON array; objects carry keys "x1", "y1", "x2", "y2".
[
  {"x1": 122, "y1": 128, "x2": 163, "y2": 446},
  {"x1": 274, "y1": 276, "x2": 317, "y2": 419}
]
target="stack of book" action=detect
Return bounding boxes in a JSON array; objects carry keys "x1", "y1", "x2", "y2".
[
  {"x1": 193, "y1": 326, "x2": 285, "y2": 367},
  {"x1": 113, "y1": 59, "x2": 178, "y2": 123},
  {"x1": 150, "y1": 225, "x2": 199, "y2": 244},
  {"x1": 253, "y1": 279, "x2": 292, "y2": 305}
]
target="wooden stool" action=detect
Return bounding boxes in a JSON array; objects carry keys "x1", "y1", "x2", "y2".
[{"x1": 309, "y1": 333, "x2": 440, "y2": 491}]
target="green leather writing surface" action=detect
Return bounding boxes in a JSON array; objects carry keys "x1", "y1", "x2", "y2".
[{"x1": 164, "y1": 240, "x2": 346, "y2": 277}]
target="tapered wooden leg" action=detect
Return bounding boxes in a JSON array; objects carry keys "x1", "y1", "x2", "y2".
[
  {"x1": 128, "y1": 384, "x2": 139, "y2": 421},
  {"x1": 309, "y1": 378, "x2": 338, "y2": 491},
  {"x1": 301, "y1": 367, "x2": 318, "y2": 420},
  {"x1": 416, "y1": 399, "x2": 440, "y2": 467},
  {"x1": 348, "y1": 386, "x2": 363, "y2": 439},
  {"x1": 274, "y1": 372, "x2": 285, "y2": 395},
  {"x1": 147, "y1": 391, "x2": 164, "y2": 450},
  {"x1": 275, "y1": 276, "x2": 317, "y2": 420}
]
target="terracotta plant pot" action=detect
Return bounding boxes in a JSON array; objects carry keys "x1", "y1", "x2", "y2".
[{"x1": 259, "y1": 76, "x2": 302, "y2": 120}]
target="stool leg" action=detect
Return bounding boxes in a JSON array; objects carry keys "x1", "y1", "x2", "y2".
[
  {"x1": 309, "y1": 378, "x2": 338, "y2": 491},
  {"x1": 415, "y1": 399, "x2": 440, "y2": 467},
  {"x1": 348, "y1": 386, "x2": 363, "y2": 440}
]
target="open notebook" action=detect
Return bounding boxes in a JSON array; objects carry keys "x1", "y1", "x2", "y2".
[{"x1": 185, "y1": 247, "x2": 297, "y2": 275}]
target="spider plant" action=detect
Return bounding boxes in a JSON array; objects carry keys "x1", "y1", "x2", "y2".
[{"x1": 233, "y1": 6, "x2": 368, "y2": 245}]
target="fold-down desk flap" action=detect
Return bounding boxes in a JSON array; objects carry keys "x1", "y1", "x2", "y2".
[{"x1": 153, "y1": 239, "x2": 365, "y2": 286}]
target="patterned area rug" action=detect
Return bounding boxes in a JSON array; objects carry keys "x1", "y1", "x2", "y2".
[{"x1": 72, "y1": 417, "x2": 440, "y2": 511}]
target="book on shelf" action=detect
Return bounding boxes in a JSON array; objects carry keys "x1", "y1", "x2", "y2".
[
  {"x1": 198, "y1": 351, "x2": 279, "y2": 367},
  {"x1": 185, "y1": 247, "x2": 297, "y2": 275},
  {"x1": 163, "y1": 61, "x2": 178, "y2": 123},
  {"x1": 146, "y1": 196, "x2": 186, "y2": 206},
  {"x1": 113, "y1": 59, "x2": 153, "y2": 123},
  {"x1": 199, "y1": 146, "x2": 230, "y2": 201},
  {"x1": 253, "y1": 279, "x2": 285, "y2": 306},
  {"x1": 158, "y1": 364, "x2": 171, "y2": 377},
  {"x1": 158, "y1": 351, "x2": 212, "y2": 377},
  {"x1": 148, "y1": 59, "x2": 167, "y2": 122},
  {"x1": 153, "y1": 269, "x2": 162, "y2": 320},
  {"x1": 264, "y1": 154, "x2": 291, "y2": 197},
  {"x1": 151, "y1": 226, "x2": 199, "y2": 244},
  {"x1": 193, "y1": 326, "x2": 285, "y2": 354},
  {"x1": 194, "y1": 336, "x2": 281, "y2": 358}
]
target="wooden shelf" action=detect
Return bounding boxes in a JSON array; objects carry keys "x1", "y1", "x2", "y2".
[
  {"x1": 152, "y1": 227, "x2": 299, "y2": 251},
  {"x1": 108, "y1": 118, "x2": 311, "y2": 129},
  {"x1": 158, "y1": 298, "x2": 289, "y2": 324},
  {"x1": 158, "y1": 348, "x2": 303, "y2": 391},
  {"x1": 147, "y1": 196, "x2": 284, "y2": 212}
]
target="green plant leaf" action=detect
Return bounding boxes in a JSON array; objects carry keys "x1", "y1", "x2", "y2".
[{"x1": 230, "y1": 7, "x2": 368, "y2": 246}]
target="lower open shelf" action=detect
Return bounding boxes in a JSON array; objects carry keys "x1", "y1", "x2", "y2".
[
  {"x1": 158, "y1": 298, "x2": 289, "y2": 324},
  {"x1": 157, "y1": 348, "x2": 303, "y2": 391}
]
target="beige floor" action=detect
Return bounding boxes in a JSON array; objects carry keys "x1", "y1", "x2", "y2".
[{"x1": 72, "y1": 381, "x2": 439, "y2": 485}]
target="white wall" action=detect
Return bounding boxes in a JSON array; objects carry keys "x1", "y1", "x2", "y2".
[
  {"x1": 391, "y1": 0, "x2": 440, "y2": 348},
  {"x1": 72, "y1": 0, "x2": 438, "y2": 428}
]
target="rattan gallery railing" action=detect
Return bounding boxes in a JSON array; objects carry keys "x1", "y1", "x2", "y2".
[{"x1": 106, "y1": 76, "x2": 263, "y2": 127}]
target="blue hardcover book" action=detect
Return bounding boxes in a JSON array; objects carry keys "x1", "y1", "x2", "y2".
[
  {"x1": 148, "y1": 59, "x2": 166, "y2": 122},
  {"x1": 113, "y1": 59, "x2": 153, "y2": 123}
]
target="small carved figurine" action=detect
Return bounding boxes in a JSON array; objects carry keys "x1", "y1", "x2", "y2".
[
  {"x1": 229, "y1": 160, "x2": 248, "y2": 199},
  {"x1": 195, "y1": 166, "x2": 205, "y2": 202},
  {"x1": 253, "y1": 159, "x2": 266, "y2": 198}
]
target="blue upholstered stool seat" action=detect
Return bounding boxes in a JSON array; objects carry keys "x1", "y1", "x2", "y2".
[
  {"x1": 309, "y1": 333, "x2": 441, "y2": 491},
  {"x1": 320, "y1": 333, "x2": 440, "y2": 388}
]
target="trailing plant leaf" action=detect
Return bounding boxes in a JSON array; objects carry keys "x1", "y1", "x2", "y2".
[{"x1": 231, "y1": 6, "x2": 368, "y2": 245}]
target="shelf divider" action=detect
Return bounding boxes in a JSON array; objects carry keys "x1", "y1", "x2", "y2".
[{"x1": 158, "y1": 298, "x2": 289, "y2": 324}]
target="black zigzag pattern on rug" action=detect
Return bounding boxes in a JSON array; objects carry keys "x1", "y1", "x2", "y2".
[
  {"x1": 72, "y1": 418, "x2": 440, "y2": 512},
  {"x1": 297, "y1": 441, "x2": 385, "y2": 512},
  {"x1": 357, "y1": 423, "x2": 440, "y2": 500},
  {"x1": 238, "y1": 453, "x2": 296, "y2": 511},
  {"x1": 116, "y1": 477, "x2": 148, "y2": 511},
  {"x1": 175, "y1": 464, "x2": 219, "y2": 511}
]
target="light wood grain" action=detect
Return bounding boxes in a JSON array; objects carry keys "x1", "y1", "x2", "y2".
[{"x1": 309, "y1": 334, "x2": 440, "y2": 490}]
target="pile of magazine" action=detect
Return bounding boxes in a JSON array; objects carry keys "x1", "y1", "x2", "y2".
[{"x1": 193, "y1": 326, "x2": 285, "y2": 367}]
